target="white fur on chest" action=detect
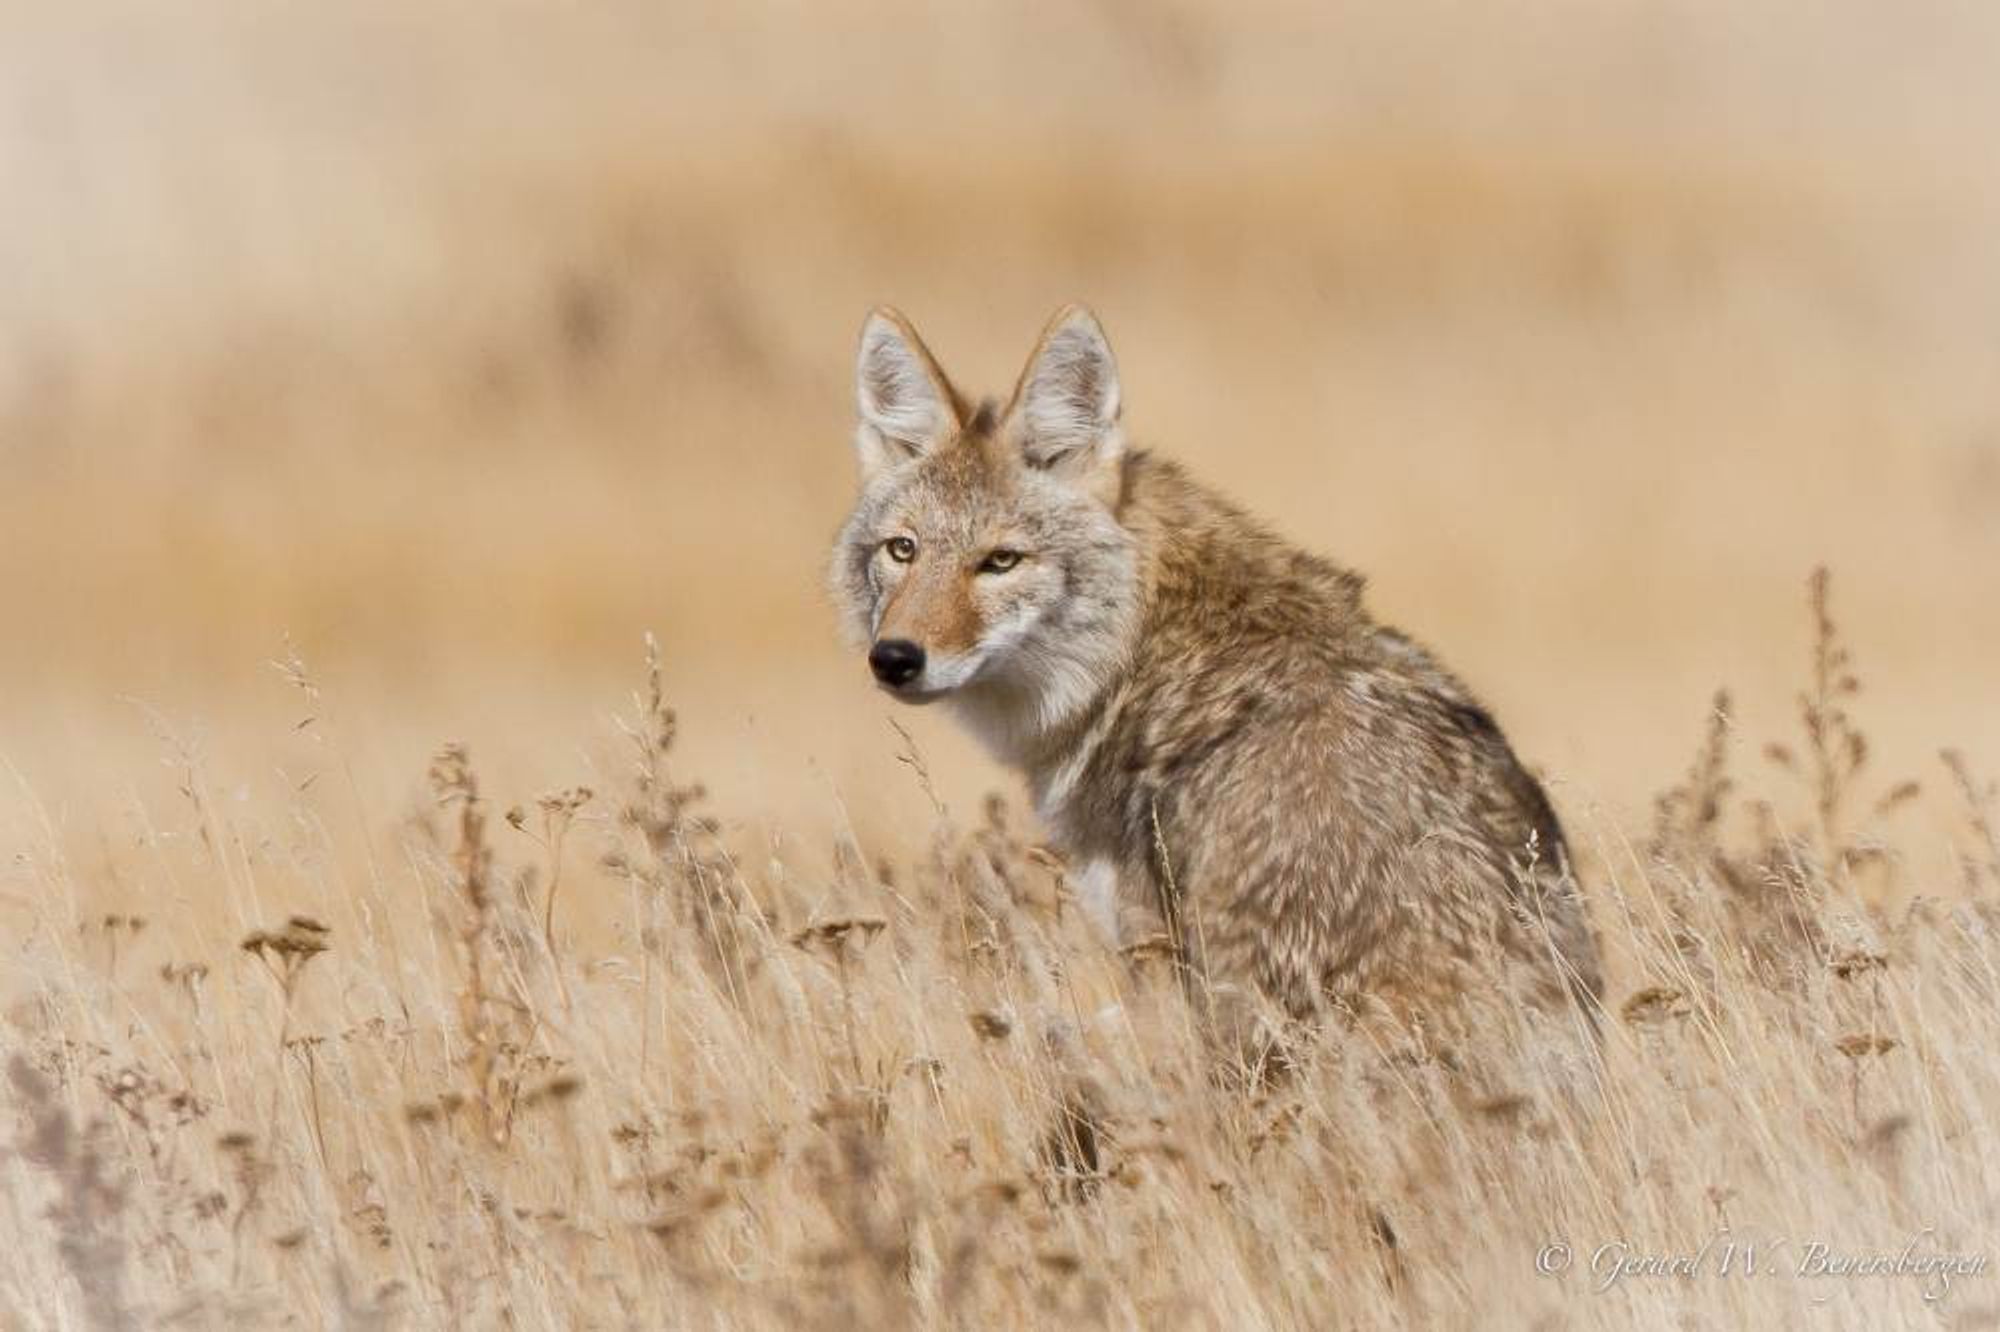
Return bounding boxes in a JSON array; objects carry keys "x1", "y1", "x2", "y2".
[
  {"x1": 1033, "y1": 744, "x2": 1092, "y2": 831},
  {"x1": 1069, "y1": 858, "x2": 1122, "y2": 947}
]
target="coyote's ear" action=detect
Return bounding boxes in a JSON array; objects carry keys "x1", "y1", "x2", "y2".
[
  {"x1": 854, "y1": 308, "x2": 963, "y2": 474},
  {"x1": 1003, "y1": 304, "x2": 1124, "y2": 496}
]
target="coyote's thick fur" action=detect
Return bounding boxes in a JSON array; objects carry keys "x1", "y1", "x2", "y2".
[{"x1": 831, "y1": 305, "x2": 1602, "y2": 1042}]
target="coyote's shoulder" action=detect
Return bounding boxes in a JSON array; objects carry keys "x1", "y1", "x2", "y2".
[{"x1": 831, "y1": 304, "x2": 1602, "y2": 1036}]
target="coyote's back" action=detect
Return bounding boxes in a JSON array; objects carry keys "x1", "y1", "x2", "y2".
[{"x1": 830, "y1": 304, "x2": 1602, "y2": 1041}]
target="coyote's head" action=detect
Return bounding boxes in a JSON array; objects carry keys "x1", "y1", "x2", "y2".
[{"x1": 830, "y1": 305, "x2": 1140, "y2": 749}]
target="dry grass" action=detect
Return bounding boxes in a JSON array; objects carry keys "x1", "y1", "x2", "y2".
[
  {"x1": 4, "y1": 573, "x2": 2000, "y2": 1329},
  {"x1": 4, "y1": 3, "x2": 1999, "y2": 841}
]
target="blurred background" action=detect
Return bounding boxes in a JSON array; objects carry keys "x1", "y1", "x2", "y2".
[{"x1": 3, "y1": 3, "x2": 1997, "y2": 866}]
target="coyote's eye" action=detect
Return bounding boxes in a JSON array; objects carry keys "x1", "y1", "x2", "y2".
[
  {"x1": 885, "y1": 536, "x2": 918, "y2": 563},
  {"x1": 979, "y1": 549, "x2": 1024, "y2": 574}
]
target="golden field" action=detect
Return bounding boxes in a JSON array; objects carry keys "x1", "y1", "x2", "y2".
[{"x1": 3, "y1": 4, "x2": 1999, "y2": 1327}]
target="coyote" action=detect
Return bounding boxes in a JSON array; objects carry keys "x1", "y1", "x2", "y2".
[{"x1": 830, "y1": 305, "x2": 1602, "y2": 1041}]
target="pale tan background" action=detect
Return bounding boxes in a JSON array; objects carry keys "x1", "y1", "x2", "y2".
[{"x1": 3, "y1": 2, "x2": 1997, "y2": 863}]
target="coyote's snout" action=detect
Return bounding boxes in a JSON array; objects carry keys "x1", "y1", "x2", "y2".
[{"x1": 830, "y1": 304, "x2": 1603, "y2": 1041}]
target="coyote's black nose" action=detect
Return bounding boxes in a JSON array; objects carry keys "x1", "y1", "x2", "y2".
[{"x1": 869, "y1": 639, "x2": 925, "y2": 688}]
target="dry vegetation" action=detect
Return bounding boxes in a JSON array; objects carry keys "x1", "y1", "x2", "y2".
[
  {"x1": 4, "y1": 4, "x2": 2000, "y2": 1328},
  {"x1": 5, "y1": 575, "x2": 2000, "y2": 1328}
]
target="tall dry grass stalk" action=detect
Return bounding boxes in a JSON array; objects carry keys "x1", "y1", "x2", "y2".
[{"x1": 3, "y1": 573, "x2": 1999, "y2": 1328}]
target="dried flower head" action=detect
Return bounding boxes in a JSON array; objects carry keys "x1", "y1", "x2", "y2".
[
  {"x1": 1829, "y1": 948, "x2": 1887, "y2": 980},
  {"x1": 968, "y1": 1010, "x2": 1013, "y2": 1041},
  {"x1": 1835, "y1": 1033, "x2": 1898, "y2": 1060},
  {"x1": 791, "y1": 916, "x2": 888, "y2": 957},
  {"x1": 1621, "y1": 986, "x2": 1691, "y2": 1027}
]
